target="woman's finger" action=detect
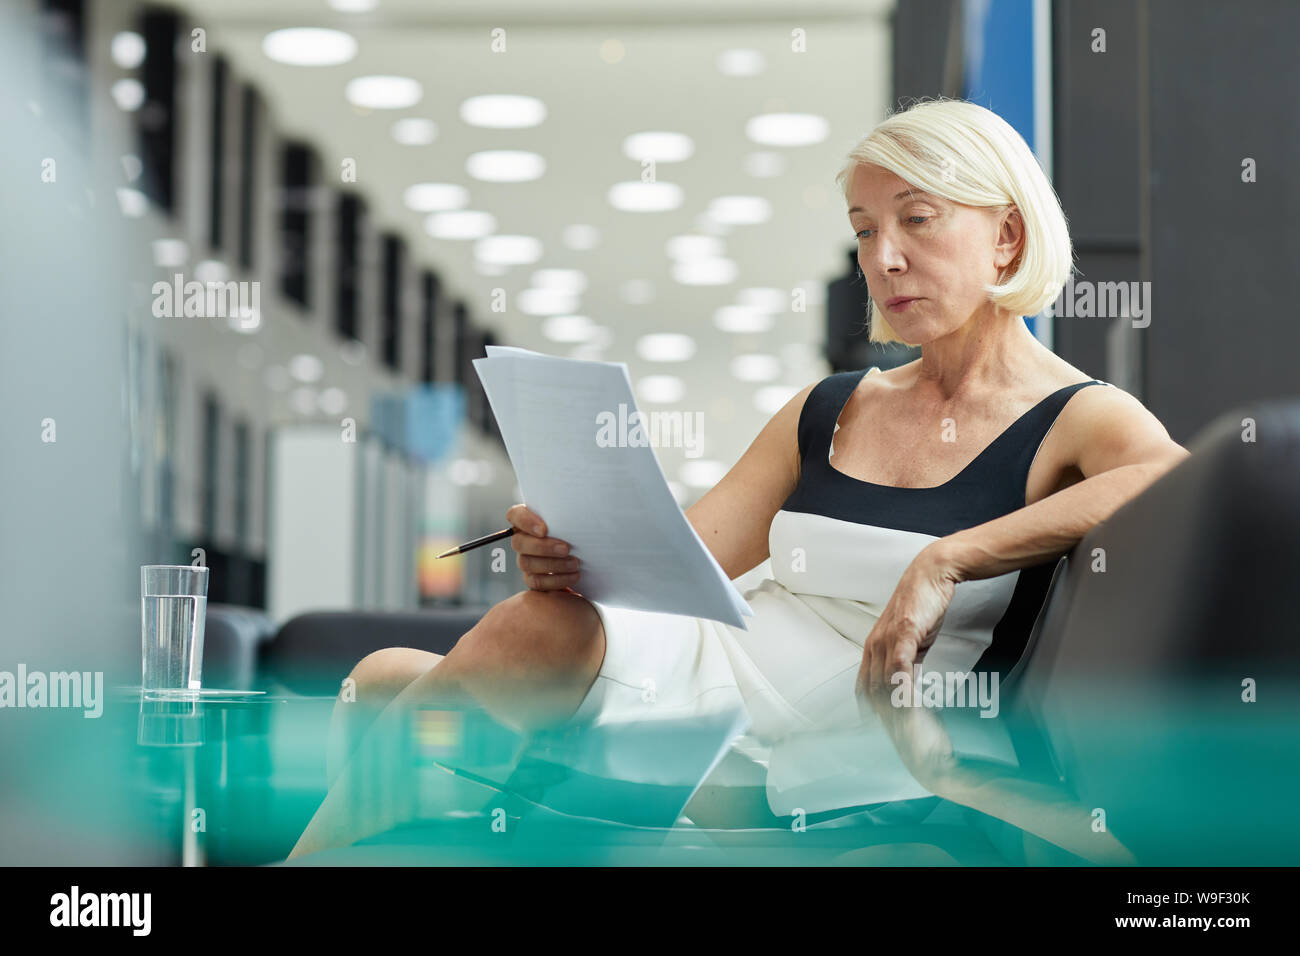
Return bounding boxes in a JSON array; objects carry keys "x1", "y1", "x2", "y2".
[
  {"x1": 506, "y1": 504, "x2": 547, "y2": 537},
  {"x1": 511, "y1": 534, "x2": 571, "y2": 556},
  {"x1": 518, "y1": 554, "x2": 581, "y2": 575},
  {"x1": 524, "y1": 571, "x2": 581, "y2": 591},
  {"x1": 891, "y1": 635, "x2": 918, "y2": 687},
  {"x1": 870, "y1": 635, "x2": 888, "y2": 695}
]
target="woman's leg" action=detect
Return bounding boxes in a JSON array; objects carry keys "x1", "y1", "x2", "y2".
[
  {"x1": 681, "y1": 749, "x2": 786, "y2": 829},
  {"x1": 326, "y1": 647, "x2": 444, "y2": 789},
  {"x1": 290, "y1": 588, "x2": 606, "y2": 859}
]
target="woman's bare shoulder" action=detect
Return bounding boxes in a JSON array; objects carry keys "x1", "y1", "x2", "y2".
[{"x1": 1045, "y1": 369, "x2": 1189, "y2": 477}]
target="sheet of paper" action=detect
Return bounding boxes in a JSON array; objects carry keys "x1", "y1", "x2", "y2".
[{"x1": 473, "y1": 346, "x2": 753, "y2": 629}]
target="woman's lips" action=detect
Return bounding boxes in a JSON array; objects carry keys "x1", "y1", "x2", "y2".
[{"x1": 885, "y1": 297, "x2": 920, "y2": 312}]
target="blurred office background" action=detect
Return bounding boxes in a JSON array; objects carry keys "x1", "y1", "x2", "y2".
[{"x1": 9, "y1": 0, "x2": 1297, "y2": 627}]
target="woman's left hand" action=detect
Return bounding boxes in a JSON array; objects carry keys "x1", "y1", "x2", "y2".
[
  {"x1": 854, "y1": 547, "x2": 961, "y2": 788},
  {"x1": 864, "y1": 664, "x2": 960, "y2": 794}
]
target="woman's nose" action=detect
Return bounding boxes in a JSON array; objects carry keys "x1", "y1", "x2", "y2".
[{"x1": 867, "y1": 235, "x2": 906, "y2": 275}]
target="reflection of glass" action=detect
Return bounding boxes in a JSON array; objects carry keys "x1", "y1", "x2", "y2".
[
  {"x1": 136, "y1": 695, "x2": 204, "y2": 747},
  {"x1": 140, "y1": 565, "x2": 209, "y2": 691}
]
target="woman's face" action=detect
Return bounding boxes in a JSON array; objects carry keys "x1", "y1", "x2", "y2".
[{"x1": 846, "y1": 163, "x2": 1022, "y2": 345}]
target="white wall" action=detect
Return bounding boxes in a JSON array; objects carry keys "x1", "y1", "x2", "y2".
[{"x1": 266, "y1": 427, "x2": 358, "y2": 622}]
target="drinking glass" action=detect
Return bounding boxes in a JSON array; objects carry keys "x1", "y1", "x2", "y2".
[{"x1": 140, "y1": 565, "x2": 209, "y2": 692}]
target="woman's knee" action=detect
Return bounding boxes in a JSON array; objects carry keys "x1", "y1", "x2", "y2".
[
  {"x1": 327, "y1": 648, "x2": 440, "y2": 786},
  {"x1": 471, "y1": 588, "x2": 604, "y2": 675},
  {"x1": 345, "y1": 647, "x2": 443, "y2": 708}
]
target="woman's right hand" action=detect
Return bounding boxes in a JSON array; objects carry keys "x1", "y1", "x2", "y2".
[{"x1": 507, "y1": 504, "x2": 582, "y2": 593}]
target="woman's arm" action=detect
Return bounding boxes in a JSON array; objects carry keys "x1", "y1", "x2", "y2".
[
  {"x1": 938, "y1": 385, "x2": 1189, "y2": 581},
  {"x1": 684, "y1": 382, "x2": 813, "y2": 580},
  {"x1": 938, "y1": 461, "x2": 1180, "y2": 580}
]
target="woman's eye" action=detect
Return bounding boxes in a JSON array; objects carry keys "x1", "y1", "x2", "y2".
[{"x1": 856, "y1": 217, "x2": 928, "y2": 239}]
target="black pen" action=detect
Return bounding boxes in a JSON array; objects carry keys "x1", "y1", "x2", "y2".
[{"x1": 436, "y1": 527, "x2": 515, "y2": 559}]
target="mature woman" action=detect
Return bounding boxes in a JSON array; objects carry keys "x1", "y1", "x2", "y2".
[{"x1": 291, "y1": 98, "x2": 1188, "y2": 862}]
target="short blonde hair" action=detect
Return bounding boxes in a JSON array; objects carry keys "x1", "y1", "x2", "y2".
[{"x1": 835, "y1": 97, "x2": 1073, "y2": 346}]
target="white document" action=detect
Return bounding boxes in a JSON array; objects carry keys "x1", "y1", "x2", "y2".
[{"x1": 473, "y1": 346, "x2": 754, "y2": 629}]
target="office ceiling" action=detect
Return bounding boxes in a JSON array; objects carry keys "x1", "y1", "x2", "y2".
[{"x1": 173, "y1": 0, "x2": 893, "y2": 478}]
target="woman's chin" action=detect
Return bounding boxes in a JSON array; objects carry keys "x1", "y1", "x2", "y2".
[
  {"x1": 892, "y1": 326, "x2": 927, "y2": 348},
  {"x1": 895, "y1": 318, "x2": 954, "y2": 348}
]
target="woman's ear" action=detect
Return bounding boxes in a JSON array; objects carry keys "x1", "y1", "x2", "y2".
[{"x1": 995, "y1": 206, "x2": 1025, "y2": 277}]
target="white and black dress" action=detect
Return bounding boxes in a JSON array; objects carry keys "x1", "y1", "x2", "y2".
[{"x1": 546, "y1": 366, "x2": 1109, "y2": 817}]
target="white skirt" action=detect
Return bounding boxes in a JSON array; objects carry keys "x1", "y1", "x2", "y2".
[{"x1": 543, "y1": 577, "x2": 942, "y2": 816}]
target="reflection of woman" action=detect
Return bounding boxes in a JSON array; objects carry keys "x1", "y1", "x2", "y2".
[{"x1": 291, "y1": 99, "x2": 1188, "y2": 862}]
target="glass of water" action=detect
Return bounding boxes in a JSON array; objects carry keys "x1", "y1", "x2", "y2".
[{"x1": 140, "y1": 565, "x2": 209, "y2": 693}]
